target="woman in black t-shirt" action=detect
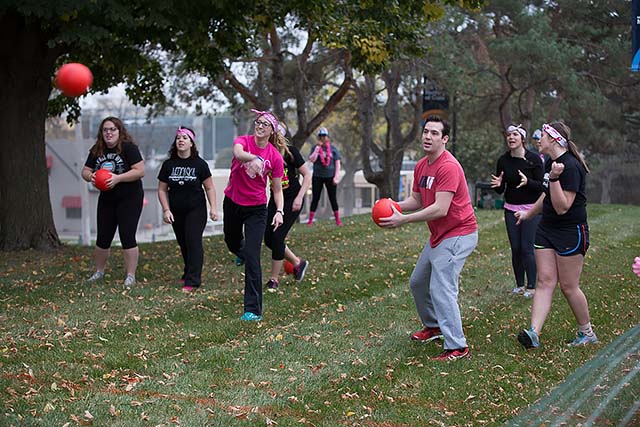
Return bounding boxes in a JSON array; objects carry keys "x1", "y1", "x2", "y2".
[
  {"x1": 515, "y1": 121, "x2": 597, "y2": 349},
  {"x1": 491, "y1": 124, "x2": 544, "y2": 297},
  {"x1": 263, "y1": 122, "x2": 312, "y2": 290},
  {"x1": 82, "y1": 117, "x2": 145, "y2": 289},
  {"x1": 158, "y1": 127, "x2": 218, "y2": 292}
]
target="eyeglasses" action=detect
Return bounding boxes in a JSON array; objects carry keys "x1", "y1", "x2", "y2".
[
  {"x1": 254, "y1": 120, "x2": 271, "y2": 128},
  {"x1": 102, "y1": 127, "x2": 118, "y2": 133}
]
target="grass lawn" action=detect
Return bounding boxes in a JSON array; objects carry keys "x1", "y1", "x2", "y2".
[{"x1": 1, "y1": 204, "x2": 639, "y2": 426}]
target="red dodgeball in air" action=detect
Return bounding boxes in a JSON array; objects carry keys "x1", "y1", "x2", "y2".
[
  {"x1": 94, "y1": 169, "x2": 112, "y2": 191},
  {"x1": 372, "y1": 198, "x2": 402, "y2": 227},
  {"x1": 55, "y1": 63, "x2": 93, "y2": 97}
]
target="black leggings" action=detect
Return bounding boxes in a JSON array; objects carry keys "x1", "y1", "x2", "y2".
[
  {"x1": 504, "y1": 209, "x2": 540, "y2": 289},
  {"x1": 96, "y1": 190, "x2": 143, "y2": 250},
  {"x1": 264, "y1": 194, "x2": 303, "y2": 260},
  {"x1": 310, "y1": 176, "x2": 338, "y2": 212},
  {"x1": 223, "y1": 197, "x2": 267, "y2": 316},
  {"x1": 172, "y1": 205, "x2": 207, "y2": 287}
]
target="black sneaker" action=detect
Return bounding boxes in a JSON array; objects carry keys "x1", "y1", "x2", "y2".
[
  {"x1": 266, "y1": 279, "x2": 279, "y2": 292},
  {"x1": 293, "y1": 259, "x2": 308, "y2": 282}
]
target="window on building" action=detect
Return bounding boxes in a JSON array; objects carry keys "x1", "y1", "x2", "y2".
[
  {"x1": 61, "y1": 196, "x2": 82, "y2": 219},
  {"x1": 66, "y1": 207, "x2": 82, "y2": 219}
]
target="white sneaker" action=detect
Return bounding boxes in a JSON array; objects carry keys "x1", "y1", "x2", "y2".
[
  {"x1": 523, "y1": 289, "x2": 535, "y2": 298},
  {"x1": 85, "y1": 271, "x2": 104, "y2": 284},
  {"x1": 512, "y1": 286, "x2": 525, "y2": 295},
  {"x1": 123, "y1": 275, "x2": 135, "y2": 289}
]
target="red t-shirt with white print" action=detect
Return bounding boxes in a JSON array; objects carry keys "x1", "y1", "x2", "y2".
[{"x1": 412, "y1": 150, "x2": 477, "y2": 247}]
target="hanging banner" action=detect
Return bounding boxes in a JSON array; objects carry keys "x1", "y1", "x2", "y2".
[
  {"x1": 633, "y1": 0, "x2": 640, "y2": 71},
  {"x1": 422, "y1": 76, "x2": 449, "y2": 119}
]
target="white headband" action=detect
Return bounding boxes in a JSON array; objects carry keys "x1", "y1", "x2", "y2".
[
  {"x1": 506, "y1": 125, "x2": 526, "y2": 140},
  {"x1": 542, "y1": 123, "x2": 568, "y2": 148}
]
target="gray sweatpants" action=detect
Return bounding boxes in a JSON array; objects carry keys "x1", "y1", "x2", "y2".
[{"x1": 410, "y1": 232, "x2": 478, "y2": 350}]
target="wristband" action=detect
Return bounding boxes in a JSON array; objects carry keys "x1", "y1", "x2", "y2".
[
  {"x1": 276, "y1": 210, "x2": 284, "y2": 215},
  {"x1": 549, "y1": 177, "x2": 560, "y2": 182},
  {"x1": 255, "y1": 155, "x2": 264, "y2": 162}
]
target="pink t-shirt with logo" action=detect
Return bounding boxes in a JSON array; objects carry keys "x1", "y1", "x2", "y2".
[
  {"x1": 412, "y1": 150, "x2": 477, "y2": 247},
  {"x1": 224, "y1": 135, "x2": 284, "y2": 206}
]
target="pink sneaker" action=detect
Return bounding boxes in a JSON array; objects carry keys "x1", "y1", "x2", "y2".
[{"x1": 182, "y1": 285, "x2": 196, "y2": 293}]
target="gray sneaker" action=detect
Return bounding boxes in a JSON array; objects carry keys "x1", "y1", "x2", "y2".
[
  {"x1": 568, "y1": 331, "x2": 598, "y2": 346},
  {"x1": 293, "y1": 259, "x2": 309, "y2": 282},
  {"x1": 85, "y1": 271, "x2": 104, "y2": 284},
  {"x1": 518, "y1": 327, "x2": 540, "y2": 349},
  {"x1": 123, "y1": 275, "x2": 136, "y2": 289}
]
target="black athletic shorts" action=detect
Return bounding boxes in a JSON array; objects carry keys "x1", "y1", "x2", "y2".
[{"x1": 534, "y1": 222, "x2": 589, "y2": 256}]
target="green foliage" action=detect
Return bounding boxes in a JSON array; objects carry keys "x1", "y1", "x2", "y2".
[
  {"x1": 315, "y1": 1, "x2": 449, "y2": 72},
  {"x1": 420, "y1": 0, "x2": 640, "y2": 186},
  {"x1": 3, "y1": 0, "x2": 254, "y2": 121},
  {"x1": 1, "y1": 204, "x2": 639, "y2": 425}
]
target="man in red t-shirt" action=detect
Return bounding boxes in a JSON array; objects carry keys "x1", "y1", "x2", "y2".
[{"x1": 379, "y1": 116, "x2": 478, "y2": 361}]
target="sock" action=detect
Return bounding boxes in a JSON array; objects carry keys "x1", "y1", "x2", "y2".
[
  {"x1": 307, "y1": 211, "x2": 315, "y2": 224},
  {"x1": 578, "y1": 322, "x2": 594, "y2": 337}
]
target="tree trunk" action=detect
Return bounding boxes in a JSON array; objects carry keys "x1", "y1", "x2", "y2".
[
  {"x1": 358, "y1": 76, "x2": 383, "y2": 188},
  {"x1": 268, "y1": 24, "x2": 285, "y2": 119},
  {"x1": 0, "y1": 14, "x2": 61, "y2": 250},
  {"x1": 358, "y1": 67, "x2": 421, "y2": 201},
  {"x1": 378, "y1": 159, "x2": 402, "y2": 199},
  {"x1": 340, "y1": 168, "x2": 355, "y2": 217},
  {"x1": 599, "y1": 172, "x2": 613, "y2": 204}
]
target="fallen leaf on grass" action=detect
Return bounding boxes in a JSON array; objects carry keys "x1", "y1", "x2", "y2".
[{"x1": 109, "y1": 405, "x2": 120, "y2": 416}]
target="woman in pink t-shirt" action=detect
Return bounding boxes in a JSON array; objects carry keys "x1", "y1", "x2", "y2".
[{"x1": 223, "y1": 109, "x2": 285, "y2": 322}]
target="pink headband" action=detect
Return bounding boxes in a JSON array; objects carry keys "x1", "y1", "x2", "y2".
[
  {"x1": 542, "y1": 123, "x2": 567, "y2": 148},
  {"x1": 176, "y1": 128, "x2": 195, "y2": 141},
  {"x1": 251, "y1": 109, "x2": 279, "y2": 132}
]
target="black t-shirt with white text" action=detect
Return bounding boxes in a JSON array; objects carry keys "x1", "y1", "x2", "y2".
[
  {"x1": 494, "y1": 149, "x2": 544, "y2": 204},
  {"x1": 158, "y1": 156, "x2": 212, "y2": 213},
  {"x1": 541, "y1": 151, "x2": 587, "y2": 227},
  {"x1": 84, "y1": 141, "x2": 143, "y2": 200}
]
